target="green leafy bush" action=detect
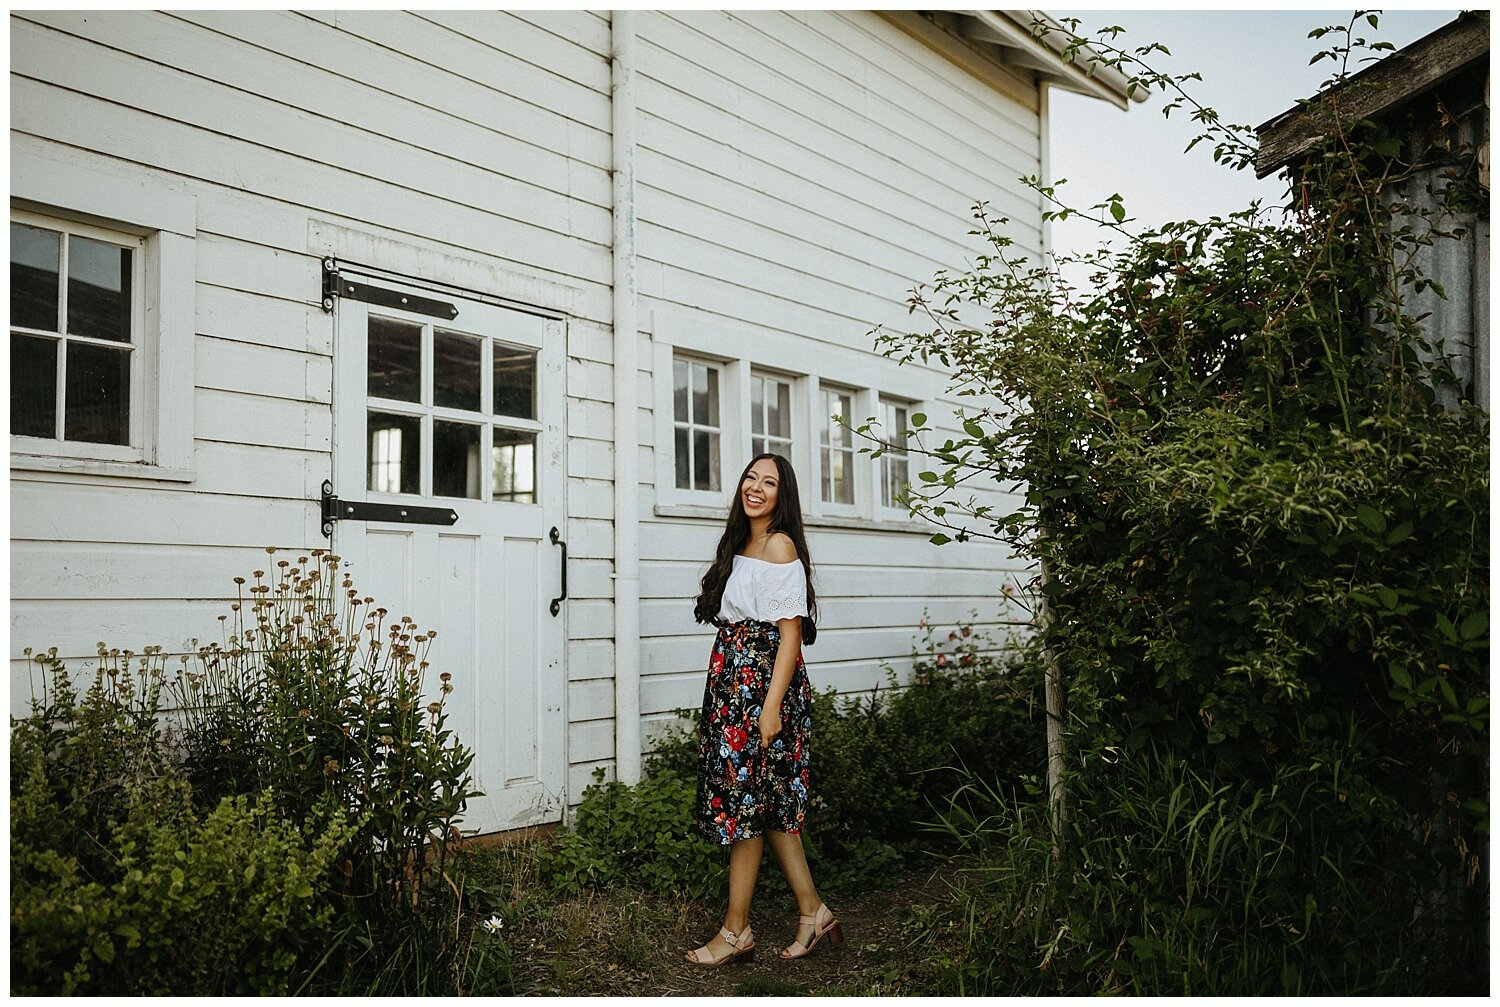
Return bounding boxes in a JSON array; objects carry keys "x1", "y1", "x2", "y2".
[
  {"x1": 934, "y1": 730, "x2": 1470, "y2": 994},
  {"x1": 539, "y1": 764, "x2": 728, "y2": 897},
  {"x1": 873, "y1": 13, "x2": 1487, "y2": 994},
  {"x1": 11, "y1": 550, "x2": 490, "y2": 996},
  {"x1": 11, "y1": 652, "x2": 352, "y2": 995},
  {"x1": 539, "y1": 622, "x2": 1040, "y2": 896},
  {"x1": 169, "y1": 550, "x2": 479, "y2": 956},
  {"x1": 804, "y1": 621, "x2": 1040, "y2": 885}
]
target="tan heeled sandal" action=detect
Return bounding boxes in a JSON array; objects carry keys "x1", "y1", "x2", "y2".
[
  {"x1": 686, "y1": 925, "x2": 755, "y2": 967},
  {"x1": 780, "y1": 903, "x2": 843, "y2": 959}
]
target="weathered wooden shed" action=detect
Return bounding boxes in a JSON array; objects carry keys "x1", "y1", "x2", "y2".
[
  {"x1": 10, "y1": 11, "x2": 1129, "y2": 834},
  {"x1": 1255, "y1": 10, "x2": 1490, "y2": 410}
]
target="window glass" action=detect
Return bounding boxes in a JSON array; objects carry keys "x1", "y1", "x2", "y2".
[
  {"x1": 493, "y1": 428, "x2": 537, "y2": 503},
  {"x1": 368, "y1": 410, "x2": 421, "y2": 494},
  {"x1": 11, "y1": 333, "x2": 57, "y2": 438},
  {"x1": 673, "y1": 358, "x2": 689, "y2": 423},
  {"x1": 11, "y1": 223, "x2": 60, "y2": 332},
  {"x1": 821, "y1": 387, "x2": 854, "y2": 505},
  {"x1": 433, "y1": 419, "x2": 482, "y2": 498},
  {"x1": 433, "y1": 329, "x2": 482, "y2": 411},
  {"x1": 691, "y1": 362, "x2": 719, "y2": 427},
  {"x1": 751, "y1": 373, "x2": 793, "y2": 459},
  {"x1": 493, "y1": 344, "x2": 536, "y2": 419},
  {"x1": 67, "y1": 235, "x2": 133, "y2": 342},
  {"x1": 64, "y1": 342, "x2": 130, "y2": 444},
  {"x1": 367, "y1": 316, "x2": 422, "y2": 403},
  {"x1": 880, "y1": 400, "x2": 910, "y2": 508},
  {"x1": 673, "y1": 356, "x2": 722, "y2": 491},
  {"x1": 11, "y1": 217, "x2": 139, "y2": 448}
]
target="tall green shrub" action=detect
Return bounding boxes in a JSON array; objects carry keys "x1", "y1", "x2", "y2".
[
  {"x1": 11, "y1": 550, "x2": 487, "y2": 995},
  {"x1": 170, "y1": 550, "x2": 479, "y2": 948},
  {"x1": 874, "y1": 13, "x2": 1487, "y2": 992},
  {"x1": 11, "y1": 651, "x2": 353, "y2": 994}
]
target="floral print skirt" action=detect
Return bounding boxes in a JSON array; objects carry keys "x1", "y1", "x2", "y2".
[{"x1": 694, "y1": 620, "x2": 812, "y2": 845}]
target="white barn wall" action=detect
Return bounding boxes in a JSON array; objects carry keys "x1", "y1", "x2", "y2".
[
  {"x1": 632, "y1": 11, "x2": 1036, "y2": 746},
  {"x1": 11, "y1": 10, "x2": 1056, "y2": 813},
  {"x1": 9, "y1": 7, "x2": 621, "y2": 807}
]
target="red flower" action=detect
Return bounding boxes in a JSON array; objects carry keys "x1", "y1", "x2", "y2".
[
  {"x1": 711, "y1": 796, "x2": 722, "y2": 809},
  {"x1": 710, "y1": 652, "x2": 724, "y2": 674},
  {"x1": 725, "y1": 817, "x2": 738, "y2": 838},
  {"x1": 726, "y1": 726, "x2": 748, "y2": 752}
]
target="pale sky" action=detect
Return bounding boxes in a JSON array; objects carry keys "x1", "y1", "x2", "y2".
[{"x1": 1046, "y1": 9, "x2": 1462, "y2": 261}]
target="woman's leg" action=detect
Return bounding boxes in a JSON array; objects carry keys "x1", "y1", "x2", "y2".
[
  {"x1": 691, "y1": 835, "x2": 764, "y2": 962},
  {"x1": 723, "y1": 835, "x2": 764, "y2": 934},
  {"x1": 766, "y1": 829, "x2": 823, "y2": 947}
]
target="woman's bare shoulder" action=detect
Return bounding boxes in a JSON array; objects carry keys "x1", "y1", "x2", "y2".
[{"x1": 764, "y1": 532, "x2": 798, "y2": 564}]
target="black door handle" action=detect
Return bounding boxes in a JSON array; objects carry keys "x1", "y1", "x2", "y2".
[{"x1": 549, "y1": 526, "x2": 567, "y2": 617}]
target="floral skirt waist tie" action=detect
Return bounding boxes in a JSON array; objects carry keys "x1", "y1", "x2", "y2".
[{"x1": 694, "y1": 619, "x2": 812, "y2": 844}]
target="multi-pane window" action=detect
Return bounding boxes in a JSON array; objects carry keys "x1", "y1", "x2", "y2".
[
  {"x1": 11, "y1": 218, "x2": 142, "y2": 446},
  {"x1": 820, "y1": 386, "x2": 855, "y2": 505},
  {"x1": 365, "y1": 313, "x2": 538, "y2": 503},
  {"x1": 879, "y1": 398, "x2": 911, "y2": 509},
  {"x1": 673, "y1": 356, "x2": 721, "y2": 491},
  {"x1": 750, "y1": 372, "x2": 792, "y2": 460}
]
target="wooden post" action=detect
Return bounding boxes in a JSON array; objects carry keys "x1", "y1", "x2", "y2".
[{"x1": 1038, "y1": 551, "x2": 1068, "y2": 854}]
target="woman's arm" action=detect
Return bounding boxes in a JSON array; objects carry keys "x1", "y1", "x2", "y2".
[{"x1": 759, "y1": 614, "x2": 802, "y2": 748}]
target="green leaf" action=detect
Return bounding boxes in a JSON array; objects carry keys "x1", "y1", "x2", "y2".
[
  {"x1": 963, "y1": 419, "x2": 985, "y2": 439},
  {"x1": 918, "y1": 471, "x2": 939, "y2": 483},
  {"x1": 1356, "y1": 504, "x2": 1387, "y2": 534},
  {"x1": 1375, "y1": 586, "x2": 1399, "y2": 610},
  {"x1": 1385, "y1": 521, "x2": 1413, "y2": 544},
  {"x1": 1459, "y1": 610, "x2": 1488, "y2": 641},
  {"x1": 1388, "y1": 665, "x2": 1412, "y2": 690},
  {"x1": 910, "y1": 412, "x2": 927, "y2": 427},
  {"x1": 1110, "y1": 199, "x2": 1126, "y2": 223},
  {"x1": 929, "y1": 533, "x2": 951, "y2": 546}
]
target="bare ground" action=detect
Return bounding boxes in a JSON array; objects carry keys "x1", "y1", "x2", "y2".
[{"x1": 479, "y1": 852, "x2": 972, "y2": 996}]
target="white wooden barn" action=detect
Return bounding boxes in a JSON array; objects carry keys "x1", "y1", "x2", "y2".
[{"x1": 9, "y1": 11, "x2": 1129, "y2": 834}]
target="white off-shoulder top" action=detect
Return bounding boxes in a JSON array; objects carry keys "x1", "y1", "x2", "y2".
[{"x1": 717, "y1": 555, "x2": 809, "y2": 624}]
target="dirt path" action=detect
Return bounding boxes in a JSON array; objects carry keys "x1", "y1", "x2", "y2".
[{"x1": 506, "y1": 861, "x2": 963, "y2": 996}]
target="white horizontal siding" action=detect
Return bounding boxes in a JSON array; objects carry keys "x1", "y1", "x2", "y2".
[
  {"x1": 632, "y1": 9, "x2": 1040, "y2": 751},
  {"x1": 11, "y1": 10, "x2": 1051, "y2": 807},
  {"x1": 9, "y1": 11, "x2": 615, "y2": 744}
]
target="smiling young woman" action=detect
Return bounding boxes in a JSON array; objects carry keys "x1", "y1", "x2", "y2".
[{"x1": 683, "y1": 453, "x2": 843, "y2": 967}]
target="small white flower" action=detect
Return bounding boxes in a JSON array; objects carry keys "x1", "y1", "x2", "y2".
[{"x1": 480, "y1": 914, "x2": 505, "y2": 935}]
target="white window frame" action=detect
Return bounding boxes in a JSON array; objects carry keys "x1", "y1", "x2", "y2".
[
  {"x1": 814, "y1": 379, "x2": 861, "y2": 518},
  {"x1": 876, "y1": 395, "x2": 918, "y2": 516},
  {"x1": 749, "y1": 368, "x2": 795, "y2": 461},
  {"x1": 653, "y1": 311, "x2": 933, "y2": 528},
  {"x1": 10, "y1": 151, "x2": 196, "y2": 481},
  {"x1": 11, "y1": 211, "x2": 147, "y2": 457},
  {"x1": 658, "y1": 350, "x2": 734, "y2": 505}
]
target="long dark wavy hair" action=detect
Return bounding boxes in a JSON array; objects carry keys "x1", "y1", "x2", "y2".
[{"x1": 693, "y1": 453, "x2": 818, "y2": 645}]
